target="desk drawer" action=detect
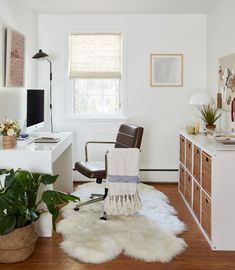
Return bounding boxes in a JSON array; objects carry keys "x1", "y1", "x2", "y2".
[{"x1": 202, "y1": 152, "x2": 212, "y2": 195}]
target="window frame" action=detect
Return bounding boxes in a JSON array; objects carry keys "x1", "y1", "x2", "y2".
[{"x1": 64, "y1": 30, "x2": 127, "y2": 121}]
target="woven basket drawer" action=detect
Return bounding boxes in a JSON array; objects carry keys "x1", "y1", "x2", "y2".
[
  {"x1": 193, "y1": 145, "x2": 201, "y2": 183},
  {"x1": 202, "y1": 152, "x2": 212, "y2": 195},
  {"x1": 186, "y1": 139, "x2": 192, "y2": 173},
  {"x1": 193, "y1": 180, "x2": 201, "y2": 222},
  {"x1": 185, "y1": 171, "x2": 192, "y2": 207},
  {"x1": 180, "y1": 135, "x2": 185, "y2": 165},
  {"x1": 179, "y1": 165, "x2": 185, "y2": 195},
  {"x1": 201, "y1": 191, "x2": 211, "y2": 240}
]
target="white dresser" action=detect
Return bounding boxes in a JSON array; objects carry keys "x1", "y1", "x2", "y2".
[{"x1": 179, "y1": 130, "x2": 235, "y2": 250}]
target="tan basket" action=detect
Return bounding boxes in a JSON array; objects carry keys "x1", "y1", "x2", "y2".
[
  {"x1": 2, "y1": 135, "x2": 16, "y2": 149},
  {"x1": 0, "y1": 224, "x2": 38, "y2": 263}
]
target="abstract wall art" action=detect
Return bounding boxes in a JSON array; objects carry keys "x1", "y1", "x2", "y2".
[
  {"x1": 5, "y1": 28, "x2": 25, "y2": 87},
  {"x1": 150, "y1": 54, "x2": 183, "y2": 87}
]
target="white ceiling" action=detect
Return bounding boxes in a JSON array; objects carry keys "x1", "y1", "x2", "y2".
[{"x1": 22, "y1": 0, "x2": 221, "y2": 14}]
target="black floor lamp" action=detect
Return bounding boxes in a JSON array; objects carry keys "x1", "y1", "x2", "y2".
[{"x1": 32, "y1": 49, "x2": 54, "y2": 133}]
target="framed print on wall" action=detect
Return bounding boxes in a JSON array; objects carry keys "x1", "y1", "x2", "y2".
[
  {"x1": 150, "y1": 54, "x2": 183, "y2": 87},
  {"x1": 5, "y1": 28, "x2": 25, "y2": 87}
]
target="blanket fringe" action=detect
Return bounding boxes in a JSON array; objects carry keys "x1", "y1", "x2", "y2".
[{"x1": 104, "y1": 183, "x2": 141, "y2": 215}]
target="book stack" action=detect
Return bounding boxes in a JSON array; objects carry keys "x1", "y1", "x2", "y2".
[
  {"x1": 17, "y1": 136, "x2": 34, "y2": 146},
  {"x1": 34, "y1": 137, "x2": 61, "y2": 143}
]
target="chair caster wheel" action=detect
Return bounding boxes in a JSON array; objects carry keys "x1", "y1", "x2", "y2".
[
  {"x1": 74, "y1": 207, "x2": 79, "y2": 211},
  {"x1": 100, "y1": 212, "x2": 107, "y2": 220}
]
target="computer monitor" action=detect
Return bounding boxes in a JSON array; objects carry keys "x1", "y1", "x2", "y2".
[{"x1": 27, "y1": 89, "x2": 45, "y2": 132}]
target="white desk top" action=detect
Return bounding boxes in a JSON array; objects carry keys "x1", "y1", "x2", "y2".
[{"x1": 0, "y1": 132, "x2": 72, "y2": 163}]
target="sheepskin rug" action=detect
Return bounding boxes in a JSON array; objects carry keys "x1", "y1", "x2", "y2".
[{"x1": 57, "y1": 183, "x2": 187, "y2": 264}]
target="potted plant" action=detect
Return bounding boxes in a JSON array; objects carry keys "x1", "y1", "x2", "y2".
[
  {"x1": 0, "y1": 119, "x2": 20, "y2": 148},
  {"x1": 197, "y1": 104, "x2": 222, "y2": 130},
  {"x1": 0, "y1": 169, "x2": 79, "y2": 263}
]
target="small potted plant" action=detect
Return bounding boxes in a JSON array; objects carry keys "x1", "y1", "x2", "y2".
[
  {"x1": 0, "y1": 169, "x2": 79, "y2": 263},
  {"x1": 197, "y1": 104, "x2": 221, "y2": 130},
  {"x1": 0, "y1": 119, "x2": 20, "y2": 148}
]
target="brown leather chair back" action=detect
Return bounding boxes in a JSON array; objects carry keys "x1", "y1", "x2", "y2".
[{"x1": 114, "y1": 124, "x2": 144, "y2": 149}]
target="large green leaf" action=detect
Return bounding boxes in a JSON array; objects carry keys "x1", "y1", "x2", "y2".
[
  {"x1": 2, "y1": 169, "x2": 15, "y2": 190},
  {"x1": 0, "y1": 169, "x2": 10, "y2": 175},
  {"x1": 42, "y1": 190, "x2": 79, "y2": 229},
  {"x1": 42, "y1": 190, "x2": 79, "y2": 205},
  {"x1": 40, "y1": 174, "x2": 59, "y2": 185},
  {"x1": 0, "y1": 215, "x2": 16, "y2": 235}
]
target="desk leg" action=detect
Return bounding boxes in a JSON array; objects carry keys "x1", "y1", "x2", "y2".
[{"x1": 53, "y1": 143, "x2": 73, "y2": 193}]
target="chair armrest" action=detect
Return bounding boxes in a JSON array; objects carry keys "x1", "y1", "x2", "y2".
[{"x1": 85, "y1": 141, "x2": 116, "y2": 161}]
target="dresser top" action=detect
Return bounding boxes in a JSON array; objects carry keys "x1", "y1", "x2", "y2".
[{"x1": 179, "y1": 130, "x2": 235, "y2": 155}]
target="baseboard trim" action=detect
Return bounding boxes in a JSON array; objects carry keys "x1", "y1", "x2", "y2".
[
  {"x1": 73, "y1": 170, "x2": 179, "y2": 183},
  {"x1": 140, "y1": 169, "x2": 178, "y2": 172}
]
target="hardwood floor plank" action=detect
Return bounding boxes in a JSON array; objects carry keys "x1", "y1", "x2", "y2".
[{"x1": 0, "y1": 183, "x2": 235, "y2": 270}]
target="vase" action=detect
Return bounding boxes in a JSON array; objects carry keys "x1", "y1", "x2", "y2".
[
  {"x1": 0, "y1": 224, "x2": 38, "y2": 263},
  {"x1": 206, "y1": 124, "x2": 216, "y2": 130},
  {"x1": 2, "y1": 135, "x2": 16, "y2": 149}
]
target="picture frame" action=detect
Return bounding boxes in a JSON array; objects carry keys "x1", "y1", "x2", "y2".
[
  {"x1": 150, "y1": 54, "x2": 183, "y2": 87},
  {"x1": 5, "y1": 28, "x2": 25, "y2": 87}
]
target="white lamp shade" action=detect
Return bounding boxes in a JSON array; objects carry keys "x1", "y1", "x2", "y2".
[{"x1": 189, "y1": 90, "x2": 214, "y2": 105}]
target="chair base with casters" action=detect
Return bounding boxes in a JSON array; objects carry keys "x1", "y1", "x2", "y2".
[{"x1": 74, "y1": 188, "x2": 109, "y2": 220}]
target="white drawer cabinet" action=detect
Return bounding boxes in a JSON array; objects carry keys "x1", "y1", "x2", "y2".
[{"x1": 179, "y1": 130, "x2": 235, "y2": 250}]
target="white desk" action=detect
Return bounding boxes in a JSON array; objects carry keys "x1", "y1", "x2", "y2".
[{"x1": 0, "y1": 132, "x2": 73, "y2": 237}]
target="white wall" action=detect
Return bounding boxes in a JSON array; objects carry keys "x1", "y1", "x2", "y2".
[
  {"x1": 38, "y1": 14, "x2": 207, "y2": 182},
  {"x1": 207, "y1": 0, "x2": 235, "y2": 130},
  {"x1": 0, "y1": 0, "x2": 38, "y2": 125}
]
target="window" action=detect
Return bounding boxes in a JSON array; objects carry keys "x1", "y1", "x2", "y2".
[{"x1": 68, "y1": 34, "x2": 123, "y2": 117}]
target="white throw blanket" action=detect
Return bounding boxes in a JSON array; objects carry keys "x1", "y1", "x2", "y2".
[{"x1": 104, "y1": 148, "x2": 142, "y2": 215}]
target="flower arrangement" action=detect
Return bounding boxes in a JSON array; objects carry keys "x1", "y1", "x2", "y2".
[{"x1": 0, "y1": 119, "x2": 19, "y2": 137}]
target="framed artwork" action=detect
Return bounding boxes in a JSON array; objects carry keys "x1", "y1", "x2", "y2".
[
  {"x1": 150, "y1": 54, "x2": 183, "y2": 87},
  {"x1": 5, "y1": 28, "x2": 25, "y2": 87}
]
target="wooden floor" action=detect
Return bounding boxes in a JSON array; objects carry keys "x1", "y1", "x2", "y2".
[{"x1": 1, "y1": 183, "x2": 235, "y2": 270}]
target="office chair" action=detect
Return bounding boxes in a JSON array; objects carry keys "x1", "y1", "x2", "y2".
[{"x1": 73, "y1": 123, "x2": 144, "y2": 217}]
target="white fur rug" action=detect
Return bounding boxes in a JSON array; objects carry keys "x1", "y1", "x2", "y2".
[{"x1": 57, "y1": 183, "x2": 187, "y2": 264}]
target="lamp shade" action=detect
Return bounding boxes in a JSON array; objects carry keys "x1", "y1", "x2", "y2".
[
  {"x1": 32, "y1": 49, "x2": 48, "y2": 60},
  {"x1": 189, "y1": 90, "x2": 214, "y2": 105}
]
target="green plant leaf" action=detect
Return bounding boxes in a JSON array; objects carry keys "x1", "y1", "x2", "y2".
[
  {"x1": 0, "y1": 169, "x2": 10, "y2": 175},
  {"x1": 42, "y1": 190, "x2": 79, "y2": 229},
  {"x1": 3, "y1": 169, "x2": 16, "y2": 190},
  {"x1": 40, "y1": 174, "x2": 59, "y2": 185},
  {"x1": 42, "y1": 190, "x2": 79, "y2": 205},
  {"x1": 0, "y1": 215, "x2": 16, "y2": 235}
]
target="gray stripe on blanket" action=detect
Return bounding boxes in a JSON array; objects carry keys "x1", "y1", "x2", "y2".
[{"x1": 108, "y1": 175, "x2": 139, "y2": 183}]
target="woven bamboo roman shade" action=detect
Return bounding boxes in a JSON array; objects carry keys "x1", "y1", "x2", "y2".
[{"x1": 69, "y1": 34, "x2": 122, "y2": 79}]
